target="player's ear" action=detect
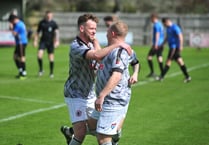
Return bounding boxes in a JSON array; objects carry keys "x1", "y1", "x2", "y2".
[
  {"x1": 111, "y1": 31, "x2": 116, "y2": 37},
  {"x1": 80, "y1": 25, "x2": 84, "y2": 33}
]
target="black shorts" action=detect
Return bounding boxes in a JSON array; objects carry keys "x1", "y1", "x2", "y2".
[
  {"x1": 148, "y1": 45, "x2": 164, "y2": 57},
  {"x1": 39, "y1": 41, "x2": 54, "y2": 54},
  {"x1": 167, "y1": 48, "x2": 181, "y2": 60},
  {"x1": 14, "y1": 44, "x2": 27, "y2": 57}
]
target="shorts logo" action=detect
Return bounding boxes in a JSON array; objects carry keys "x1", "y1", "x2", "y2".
[
  {"x1": 76, "y1": 110, "x2": 82, "y2": 117},
  {"x1": 98, "y1": 125, "x2": 105, "y2": 129},
  {"x1": 111, "y1": 123, "x2": 117, "y2": 129}
]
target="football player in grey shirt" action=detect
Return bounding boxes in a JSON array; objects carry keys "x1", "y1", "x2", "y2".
[
  {"x1": 93, "y1": 21, "x2": 134, "y2": 145},
  {"x1": 62, "y1": 14, "x2": 132, "y2": 145}
]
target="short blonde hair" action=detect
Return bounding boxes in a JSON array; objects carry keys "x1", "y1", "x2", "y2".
[{"x1": 110, "y1": 21, "x2": 128, "y2": 37}]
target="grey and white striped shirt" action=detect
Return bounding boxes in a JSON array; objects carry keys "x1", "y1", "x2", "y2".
[{"x1": 64, "y1": 37, "x2": 96, "y2": 99}]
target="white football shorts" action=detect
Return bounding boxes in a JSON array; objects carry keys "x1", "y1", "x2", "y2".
[
  {"x1": 65, "y1": 97, "x2": 96, "y2": 123},
  {"x1": 95, "y1": 104, "x2": 128, "y2": 135}
]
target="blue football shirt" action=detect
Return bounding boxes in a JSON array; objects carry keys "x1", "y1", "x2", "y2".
[
  {"x1": 152, "y1": 21, "x2": 164, "y2": 46},
  {"x1": 13, "y1": 20, "x2": 28, "y2": 44},
  {"x1": 166, "y1": 24, "x2": 182, "y2": 49}
]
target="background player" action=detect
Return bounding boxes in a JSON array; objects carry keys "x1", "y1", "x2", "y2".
[
  {"x1": 8, "y1": 14, "x2": 28, "y2": 79},
  {"x1": 33, "y1": 10, "x2": 59, "y2": 78},
  {"x1": 147, "y1": 13, "x2": 164, "y2": 78},
  {"x1": 103, "y1": 15, "x2": 118, "y2": 27},
  {"x1": 158, "y1": 17, "x2": 191, "y2": 83}
]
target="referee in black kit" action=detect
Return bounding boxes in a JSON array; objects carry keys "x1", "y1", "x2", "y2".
[{"x1": 34, "y1": 11, "x2": 59, "y2": 78}]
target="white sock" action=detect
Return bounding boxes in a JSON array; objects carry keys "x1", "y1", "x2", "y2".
[
  {"x1": 101, "y1": 142, "x2": 112, "y2": 145},
  {"x1": 69, "y1": 138, "x2": 82, "y2": 145}
]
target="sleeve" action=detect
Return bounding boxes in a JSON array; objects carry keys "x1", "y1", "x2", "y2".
[
  {"x1": 37, "y1": 21, "x2": 42, "y2": 33},
  {"x1": 13, "y1": 24, "x2": 19, "y2": 33},
  {"x1": 70, "y1": 42, "x2": 91, "y2": 59},
  {"x1": 129, "y1": 51, "x2": 139, "y2": 66},
  {"x1": 154, "y1": 23, "x2": 160, "y2": 33},
  {"x1": 174, "y1": 25, "x2": 182, "y2": 35},
  {"x1": 53, "y1": 21, "x2": 59, "y2": 30},
  {"x1": 156, "y1": 24, "x2": 161, "y2": 33},
  {"x1": 111, "y1": 48, "x2": 129, "y2": 73}
]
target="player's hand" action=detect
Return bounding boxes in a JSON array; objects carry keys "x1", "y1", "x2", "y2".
[
  {"x1": 154, "y1": 45, "x2": 158, "y2": 50},
  {"x1": 95, "y1": 97, "x2": 104, "y2": 112},
  {"x1": 119, "y1": 42, "x2": 132, "y2": 55},
  {"x1": 129, "y1": 74, "x2": 138, "y2": 85},
  {"x1": 33, "y1": 40, "x2": 38, "y2": 48},
  {"x1": 9, "y1": 23, "x2": 13, "y2": 30},
  {"x1": 54, "y1": 40, "x2": 60, "y2": 48},
  {"x1": 179, "y1": 46, "x2": 183, "y2": 52},
  {"x1": 92, "y1": 38, "x2": 101, "y2": 50}
]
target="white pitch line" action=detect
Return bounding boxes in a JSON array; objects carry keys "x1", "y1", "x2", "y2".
[
  {"x1": 0, "y1": 103, "x2": 66, "y2": 123},
  {"x1": 0, "y1": 95, "x2": 56, "y2": 104},
  {"x1": 0, "y1": 63, "x2": 208, "y2": 123},
  {"x1": 133, "y1": 63, "x2": 209, "y2": 87}
]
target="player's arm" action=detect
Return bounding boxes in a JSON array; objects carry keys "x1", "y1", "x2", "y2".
[
  {"x1": 154, "y1": 32, "x2": 160, "y2": 49},
  {"x1": 33, "y1": 32, "x2": 39, "y2": 47},
  {"x1": 10, "y1": 25, "x2": 19, "y2": 37},
  {"x1": 11, "y1": 30, "x2": 18, "y2": 36},
  {"x1": 54, "y1": 29, "x2": 60, "y2": 48},
  {"x1": 92, "y1": 38, "x2": 101, "y2": 51},
  {"x1": 95, "y1": 71, "x2": 122, "y2": 112},
  {"x1": 129, "y1": 51, "x2": 140, "y2": 84},
  {"x1": 85, "y1": 41, "x2": 132, "y2": 60},
  {"x1": 34, "y1": 22, "x2": 42, "y2": 47},
  {"x1": 174, "y1": 25, "x2": 183, "y2": 51},
  {"x1": 178, "y1": 33, "x2": 183, "y2": 51},
  {"x1": 9, "y1": 23, "x2": 13, "y2": 31},
  {"x1": 129, "y1": 62, "x2": 140, "y2": 85},
  {"x1": 161, "y1": 35, "x2": 167, "y2": 47}
]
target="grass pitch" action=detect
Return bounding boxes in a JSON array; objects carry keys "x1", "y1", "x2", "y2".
[{"x1": 0, "y1": 44, "x2": 209, "y2": 145}]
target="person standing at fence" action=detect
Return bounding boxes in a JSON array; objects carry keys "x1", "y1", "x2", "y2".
[
  {"x1": 33, "y1": 10, "x2": 59, "y2": 78},
  {"x1": 157, "y1": 17, "x2": 191, "y2": 83},
  {"x1": 146, "y1": 13, "x2": 164, "y2": 78},
  {"x1": 8, "y1": 14, "x2": 28, "y2": 80}
]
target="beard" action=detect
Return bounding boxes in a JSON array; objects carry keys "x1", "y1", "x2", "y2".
[{"x1": 84, "y1": 32, "x2": 94, "y2": 43}]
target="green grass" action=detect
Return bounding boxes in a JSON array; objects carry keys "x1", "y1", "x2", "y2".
[{"x1": 0, "y1": 44, "x2": 209, "y2": 145}]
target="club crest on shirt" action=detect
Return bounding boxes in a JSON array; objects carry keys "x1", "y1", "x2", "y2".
[
  {"x1": 111, "y1": 123, "x2": 117, "y2": 129},
  {"x1": 48, "y1": 27, "x2": 52, "y2": 32},
  {"x1": 89, "y1": 60, "x2": 104, "y2": 70},
  {"x1": 99, "y1": 64, "x2": 104, "y2": 70},
  {"x1": 76, "y1": 110, "x2": 82, "y2": 117}
]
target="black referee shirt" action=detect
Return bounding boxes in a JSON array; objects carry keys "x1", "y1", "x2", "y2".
[{"x1": 37, "y1": 19, "x2": 58, "y2": 43}]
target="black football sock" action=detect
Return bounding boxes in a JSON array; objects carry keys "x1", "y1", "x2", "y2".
[
  {"x1": 112, "y1": 129, "x2": 122, "y2": 144},
  {"x1": 49, "y1": 61, "x2": 54, "y2": 75},
  {"x1": 38, "y1": 58, "x2": 43, "y2": 72},
  {"x1": 21, "y1": 62, "x2": 26, "y2": 76},
  {"x1": 159, "y1": 62, "x2": 164, "y2": 74},
  {"x1": 161, "y1": 65, "x2": 170, "y2": 78},
  {"x1": 19, "y1": 62, "x2": 26, "y2": 76},
  {"x1": 148, "y1": 60, "x2": 154, "y2": 73},
  {"x1": 14, "y1": 59, "x2": 20, "y2": 69},
  {"x1": 180, "y1": 65, "x2": 189, "y2": 78}
]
